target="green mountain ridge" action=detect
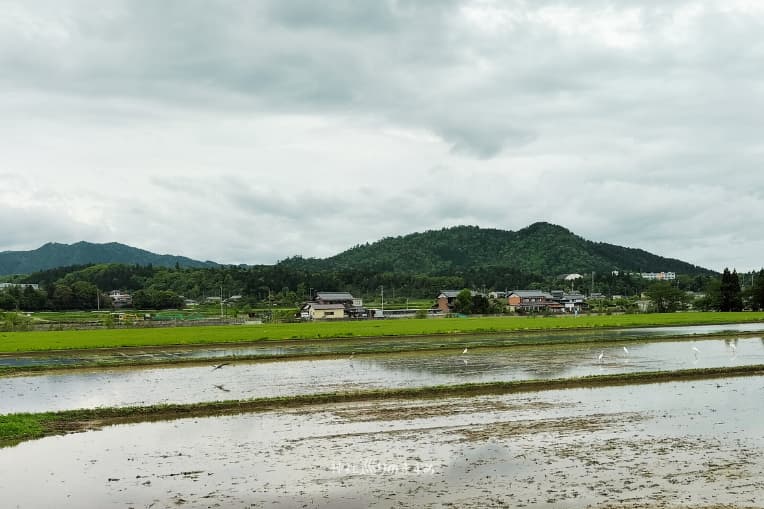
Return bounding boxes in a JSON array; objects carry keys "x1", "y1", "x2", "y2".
[
  {"x1": 0, "y1": 241, "x2": 218, "y2": 275},
  {"x1": 1, "y1": 222, "x2": 714, "y2": 279},
  {"x1": 279, "y1": 222, "x2": 714, "y2": 276}
]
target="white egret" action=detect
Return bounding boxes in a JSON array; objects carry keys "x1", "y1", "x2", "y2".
[
  {"x1": 598, "y1": 351, "x2": 604, "y2": 363},
  {"x1": 462, "y1": 347, "x2": 469, "y2": 355},
  {"x1": 622, "y1": 346, "x2": 629, "y2": 355}
]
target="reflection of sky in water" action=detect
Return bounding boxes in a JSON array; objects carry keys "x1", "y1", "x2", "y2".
[
  {"x1": 0, "y1": 376, "x2": 762, "y2": 508},
  {"x1": 1, "y1": 337, "x2": 763, "y2": 414},
  {"x1": 4, "y1": 322, "x2": 764, "y2": 370}
]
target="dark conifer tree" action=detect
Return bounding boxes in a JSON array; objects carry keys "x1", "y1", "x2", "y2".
[
  {"x1": 751, "y1": 269, "x2": 764, "y2": 311},
  {"x1": 720, "y1": 268, "x2": 743, "y2": 311},
  {"x1": 730, "y1": 270, "x2": 743, "y2": 311}
]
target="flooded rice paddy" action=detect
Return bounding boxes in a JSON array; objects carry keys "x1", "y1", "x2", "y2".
[
  {"x1": 1, "y1": 375, "x2": 762, "y2": 508},
  {"x1": 2, "y1": 335, "x2": 763, "y2": 414},
  {"x1": 3, "y1": 321, "x2": 764, "y2": 370}
]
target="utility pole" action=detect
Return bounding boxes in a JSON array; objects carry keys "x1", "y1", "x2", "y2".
[
  {"x1": 220, "y1": 283, "x2": 224, "y2": 318},
  {"x1": 381, "y1": 286, "x2": 384, "y2": 316}
]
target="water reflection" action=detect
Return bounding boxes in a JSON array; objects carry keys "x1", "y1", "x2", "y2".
[
  {"x1": 2, "y1": 336, "x2": 763, "y2": 414},
  {"x1": 4, "y1": 321, "x2": 764, "y2": 370},
  {"x1": 1, "y1": 377, "x2": 762, "y2": 508}
]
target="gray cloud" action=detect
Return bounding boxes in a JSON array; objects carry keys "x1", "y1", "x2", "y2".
[{"x1": 2, "y1": 1, "x2": 764, "y2": 270}]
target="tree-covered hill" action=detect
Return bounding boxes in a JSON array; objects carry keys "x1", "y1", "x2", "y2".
[
  {"x1": 0, "y1": 241, "x2": 218, "y2": 275},
  {"x1": 279, "y1": 222, "x2": 714, "y2": 276}
]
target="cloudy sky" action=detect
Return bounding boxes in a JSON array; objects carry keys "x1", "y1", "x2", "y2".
[{"x1": 2, "y1": 0, "x2": 763, "y2": 271}]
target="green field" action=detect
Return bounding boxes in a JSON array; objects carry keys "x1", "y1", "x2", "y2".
[{"x1": 2, "y1": 312, "x2": 764, "y2": 353}]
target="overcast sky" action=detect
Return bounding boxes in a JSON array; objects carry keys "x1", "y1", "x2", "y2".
[{"x1": 2, "y1": 1, "x2": 763, "y2": 271}]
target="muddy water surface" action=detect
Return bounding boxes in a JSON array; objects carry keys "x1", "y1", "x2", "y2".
[
  {"x1": 1, "y1": 336, "x2": 763, "y2": 414},
  {"x1": 1, "y1": 376, "x2": 762, "y2": 508},
  {"x1": 3, "y1": 322, "x2": 763, "y2": 370}
]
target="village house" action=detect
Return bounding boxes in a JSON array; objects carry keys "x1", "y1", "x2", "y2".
[
  {"x1": 109, "y1": 290, "x2": 132, "y2": 308},
  {"x1": 301, "y1": 291, "x2": 365, "y2": 320},
  {"x1": 508, "y1": 290, "x2": 589, "y2": 313},
  {"x1": 507, "y1": 290, "x2": 561, "y2": 313},
  {"x1": 558, "y1": 292, "x2": 587, "y2": 312},
  {"x1": 435, "y1": 290, "x2": 460, "y2": 313},
  {"x1": 301, "y1": 302, "x2": 346, "y2": 320},
  {"x1": 314, "y1": 292, "x2": 362, "y2": 307}
]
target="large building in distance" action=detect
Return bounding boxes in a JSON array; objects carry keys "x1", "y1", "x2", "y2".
[{"x1": 640, "y1": 272, "x2": 676, "y2": 281}]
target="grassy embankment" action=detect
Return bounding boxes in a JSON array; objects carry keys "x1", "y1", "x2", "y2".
[
  {"x1": 2, "y1": 312, "x2": 764, "y2": 354},
  {"x1": 2, "y1": 364, "x2": 763, "y2": 448}
]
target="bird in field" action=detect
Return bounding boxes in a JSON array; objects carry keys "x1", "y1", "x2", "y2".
[
  {"x1": 211, "y1": 363, "x2": 230, "y2": 371},
  {"x1": 212, "y1": 384, "x2": 230, "y2": 392},
  {"x1": 462, "y1": 347, "x2": 469, "y2": 355},
  {"x1": 692, "y1": 347, "x2": 700, "y2": 360},
  {"x1": 622, "y1": 346, "x2": 629, "y2": 355},
  {"x1": 730, "y1": 344, "x2": 737, "y2": 355},
  {"x1": 598, "y1": 351, "x2": 604, "y2": 363}
]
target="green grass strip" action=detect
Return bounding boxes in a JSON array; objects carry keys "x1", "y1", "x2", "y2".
[
  {"x1": 2, "y1": 311, "x2": 764, "y2": 354},
  {"x1": 2, "y1": 364, "x2": 763, "y2": 448},
  {"x1": 2, "y1": 328, "x2": 762, "y2": 377}
]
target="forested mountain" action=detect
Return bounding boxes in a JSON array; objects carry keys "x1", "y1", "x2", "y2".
[
  {"x1": 0, "y1": 222, "x2": 719, "y2": 313},
  {"x1": 0, "y1": 241, "x2": 217, "y2": 275},
  {"x1": 279, "y1": 222, "x2": 714, "y2": 276},
  {"x1": 2, "y1": 222, "x2": 712, "y2": 279}
]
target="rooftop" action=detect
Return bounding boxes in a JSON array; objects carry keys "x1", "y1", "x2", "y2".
[{"x1": 315, "y1": 292, "x2": 355, "y2": 301}]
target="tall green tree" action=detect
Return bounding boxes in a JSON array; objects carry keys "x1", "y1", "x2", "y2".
[
  {"x1": 19, "y1": 286, "x2": 47, "y2": 311},
  {"x1": 749, "y1": 269, "x2": 764, "y2": 310},
  {"x1": 471, "y1": 293, "x2": 490, "y2": 314},
  {"x1": 0, "y1": 291, "x2": 17, "y2": 311},
  {"x1": 454, "y1": 289, "x2": 473, "y2": 314},
  {"x1": 719, "y1": 268, "x2": 743, "y2": 312},
  {"x1": 645, "y1": 281, "x2": 688, "y2": 313}
]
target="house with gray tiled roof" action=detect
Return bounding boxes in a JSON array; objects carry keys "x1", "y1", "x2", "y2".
[
  {"x1": 301, "y1": 291, "x2": 365, "y2": 319},
  {"x1": 507, "y1": 290, "x2": 562, "y2": 313}
]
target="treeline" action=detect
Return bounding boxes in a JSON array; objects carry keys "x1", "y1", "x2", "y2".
[
  {"x1": 641, "y1": 268, "x2": 764, "y2": 313},
  {"x1": 0, "y1": 262, "x2": 759, "y2": 313},
  {"x1": 0, "y1": 281, "x2": 100, "y2": 311},
  {"x1": 2, "y1": 262, "x2": 543, "y2": 311}
]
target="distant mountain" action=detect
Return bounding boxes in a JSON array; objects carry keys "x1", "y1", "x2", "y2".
[
  {"x1": 0, "y1": 241, "x2": 218, "y2": 275},
  {"x1": 279, "y1": 222, "x2": 714, "y2": 276}
]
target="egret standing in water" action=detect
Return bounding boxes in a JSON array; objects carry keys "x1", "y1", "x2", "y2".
[
  {"x1": 462, "y1": 347, "x2": 469, "y2": 355},
  {"x1": 692, "y1": 346, "x2": 700, "y2": 360},
  {"x1": 598, "y1": 351, "x2": 604, "y2": 363},
  {"x1": 622, "y1": 346, "x2": 629, "y2": 355}
]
